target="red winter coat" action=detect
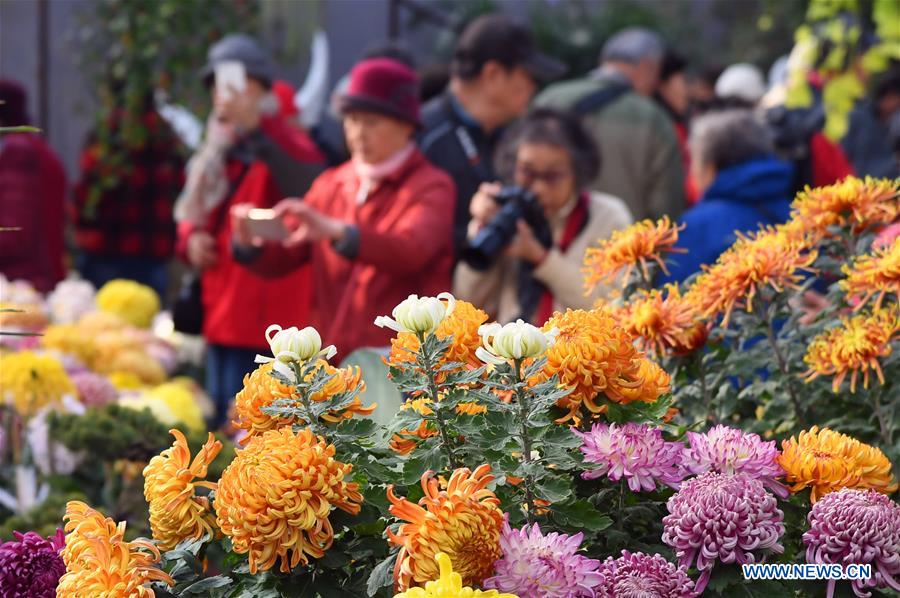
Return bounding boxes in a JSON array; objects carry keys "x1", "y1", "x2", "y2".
[
  {"x1": 176, "y1": 116, "x2": 325, "y2": 349},
  {"x1": 240, "y1": 149, "x2": 456, "y2": 360},
  {"x1": 809, "y1": 132, "x2": 854, "y2": 188},
  {"x1": 0, "y1": 133, "x2": 67, "y2": 292}
]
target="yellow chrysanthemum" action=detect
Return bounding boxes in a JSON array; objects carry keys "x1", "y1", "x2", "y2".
[
  {"x1": 96, "y1": 279, "x2": 161, "y2": 329},
  {"x1": 778, "y1": 426, "x2": 898, "y2": 503},
  {"x1": 839, "y1": 238, "x2": 899, "y2": 311},
  {"x1": 142, "y1": 382, "x2": 206, "y2": 433},
  {"x1": 0, "y1": 351, "x2": 74, "y2": 417},
  {"x1": 143, "y1": 429, "x2": 222, "y2": 550},
  {"x1": 233, "y1": 361, "x2": 372, "y2": 444},
  {"x1": 394, "y1": 553, "x2": 518, "y2": 598},
  {"x1": 791, "y1": 176, "x2": 899, "y2": 239},
  {"x1": 108, "y1": 371, "x2": 144, "y2": 391},
  {"x1": 456, "y1": 402, "x2": 487, "y2": 415},
  {"x1": 803, "y1": 307, "x2": 899, "y2": 393},
  {"x1": 535, "y1": 309, "x2": 669, "y2": 423},
  {"x1": 40, "y1": 324, "x2": 98, "y2": 366},
  {"x1": 388, "y1": 464, "x2": 503, "y2": 592},
  {"x1": 389, "y1": 300, "x2": 489, "y2": 370},
  {"x1": 609, "y1": 284, "x2": 708, "y2": 358},
  {"x1": 215, "y1": 427, "x2": 363, "y2": 573},
  {"x1": 77, "y1": 310, "x2": 129, "y2": 333},
  {"x1": 57, "y1": 501, "x2": 173, "y2": 597},
  {"x1": 583, "y1": 216, "x2": 685, "y2": 291},
  {"x1": 684, "y1": 227, "x2": 817, "y2": 327}
]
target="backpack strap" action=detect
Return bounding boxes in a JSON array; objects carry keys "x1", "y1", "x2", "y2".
[{"x1": 571, "y1": 81, "x2": 632, "y2": 116}]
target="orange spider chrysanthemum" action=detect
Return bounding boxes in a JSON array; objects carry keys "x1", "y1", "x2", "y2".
[
  {"x1": 583, "y1": 217, "x2": 685, "y2": 291},
  {"x1": 233, "y1": 360, "x2": 372, "y2": 444},
  {"x1": 57, "y1": 501, "x2": 173, "y2": 597},
  {"x1": 684, "y1": 227, "x2": 817, "y2": 327},
  {"x1": 390, "y1": 398, "x2": 439, "y2": 455},
  {"x1": 791, "y1": 176, "x2": 899, "y2": 239},
  {"x1": 839, "y1": 238, "x2": 900, "y2": 311},
  {"x1": 389, "y1": 300, "x2": 489, "y2": 370},
  {"x1": 215, "y1": 427, "x2": 363, "y2": 573},
  {"x1": 387, "y1": 464, "x2": 503, "y2": 592},
  {"x1": 778, "y1": 426, "x2": 898, "y2": 503},
  {"x1": 142, "y1": 429, "x2": 222, "y2": 550},
  {"x1": 535, "y1": 309, "x2": 669, "y2": 423},
  {"x1": 456, "y1": 402, "x2": 487, "y2": 415},
  {"x1": 803, "y1": 307, "x2": 899, "y2": 393},
  {"x1": 610, "y1": 284, "x2": 708, "y2": 358}
]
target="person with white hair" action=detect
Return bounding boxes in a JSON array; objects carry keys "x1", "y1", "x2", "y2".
[
  {"x1": 536, "y1": 28, "x2": 685, "y2": 220},
  {"x1": 715, "y1": 63, "x2": 767, "y2": 106},
  {"x1": 661, "y1": 109, "x2": 795, "y2": 283}
]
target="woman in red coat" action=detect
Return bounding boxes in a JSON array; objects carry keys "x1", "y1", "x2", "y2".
[{"x1": 231, "y1": 58, "x2": 456, "y2": 360}]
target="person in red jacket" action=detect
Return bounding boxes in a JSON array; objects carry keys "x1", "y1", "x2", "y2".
[
  {"x1": 231, "y1": 58, "x2": 456, "y2": 360},
  {"x1": 0, "y1": 80, "x2": 67, "y2": 292},
  {"x1": 175, "y1": 34, "x2": 325, "y2": 427}
]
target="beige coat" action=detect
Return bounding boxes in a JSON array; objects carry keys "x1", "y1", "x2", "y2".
[{"x1": 454, "y1": 191, "x2": 633, "y2": 323}]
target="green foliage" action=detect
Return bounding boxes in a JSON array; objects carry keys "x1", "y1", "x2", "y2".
[{"x1": 49, "y1": 403, "x2": 172, "y2": 463}]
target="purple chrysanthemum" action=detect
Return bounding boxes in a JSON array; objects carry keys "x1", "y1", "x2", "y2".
[
  {"x1": 574, "y1": 422, "x2": 684, "y2": 492},
  {"x1": 484, "y1": 519, "x2": 602, "y2": 597},
  {"x1": 70, "y1": 371, "x2": 118, "y2": 407},
  {"x1": 662, "y1": 472, "x2": 785, "y2": 594},
  {"x1": 0, "y1": 529, "x2": 66, "y2": 598},
  {"x1": 595, "y1": 550, "x2": 696, "y2": 597},
  {"x1": 682, "y1": 425, "x2": 788, "y2": 497},
  {"x1": 804, "y1": 488, "x2": 900, "y2": 598}
]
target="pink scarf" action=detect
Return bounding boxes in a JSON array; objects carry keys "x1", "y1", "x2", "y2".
[{"x1": 351, "y1": 142, "x2": 416, "y2": 204}]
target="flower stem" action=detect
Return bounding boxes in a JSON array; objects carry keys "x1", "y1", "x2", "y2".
[
  {"x1": 759, "y1": 302, "x2": 805, "y2": 426},
  {"x1": 513, "y1": 359, "x2": 537, "y2": 526},
  {"x1": 292, "y1": 363, "x2": 326, "y2": 440},
  {"x1": 696, "y1": 352, "x2": 713, "y2": 424},
  {"x1": 419, "y1": 333, "x2": 460, "y2": 469},
  {"x1": 872, "y1": 390, "x2": 892, "y2": 449}
]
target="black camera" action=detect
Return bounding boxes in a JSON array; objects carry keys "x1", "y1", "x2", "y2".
[{"x1": 462, "y1": 186, "x2": 552, "y2": 271}]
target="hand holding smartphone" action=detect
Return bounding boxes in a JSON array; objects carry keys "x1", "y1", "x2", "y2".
[
  {"x1": 215, "y1": 61, "x2": 247, "y2": 102},
  {"x1": 245, "y1": 208, "x2": 287, "y2": 242}
]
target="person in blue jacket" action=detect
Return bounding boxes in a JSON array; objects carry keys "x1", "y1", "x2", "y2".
[{"x1": 662, "y1": 109, "x2": 794, "y2": 283}]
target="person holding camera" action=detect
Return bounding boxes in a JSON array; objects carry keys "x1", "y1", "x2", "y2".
[{"x1": 454, "y1": 108, "x2": 632, "y2": 324}]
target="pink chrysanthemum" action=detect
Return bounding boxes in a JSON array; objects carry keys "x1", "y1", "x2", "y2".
[
  {"x1": 683, "y1": 425, "x2": 788, "y2": 498},
  {"x1": 804, "y1": 488, "x2": 900, "y2": 598},
  {"x1": 483, "y1": 520, "x2": 602, "y2": 597},
  {"x1": 574, "y1": 423, "x2": 684, "y2": 492},
  {"x1": 0, "y1": 529, "x2": 66, "y2": 598},
  {"x1": 662, "y1": 472, "x2": 785, "y2": 594},
  {"x1": 595, "y1": 550, "x2": 696, "y2": 598},
  {"x1": 69, "y1": 371, "x2": 118, "y2": 407}
]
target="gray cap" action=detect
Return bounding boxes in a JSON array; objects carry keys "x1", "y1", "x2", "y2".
[
  {"x1": 601, "y1": 27, "x2": 664, "y2": 65},
  {"x1": 201, "y1": 33, "x2": 275, "y2": 87}
]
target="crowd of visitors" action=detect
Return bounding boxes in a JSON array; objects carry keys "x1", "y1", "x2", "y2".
[{"x1": 2, "y1": 12, "x2": 899, "y2": 427}]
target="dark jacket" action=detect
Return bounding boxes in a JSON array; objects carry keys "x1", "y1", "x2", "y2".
[
  {"x1": 237, "y1": 149, "x2": 456, "y2": 360},
  {"x1": 418, "y1": 91, "x2": 503, "y2": 257},
  {"x1": 662, "y1": 156, "x2": 794, "y2": 284}
]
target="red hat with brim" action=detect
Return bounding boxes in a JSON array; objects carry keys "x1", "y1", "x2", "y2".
[{"x1": 336, "y1": 58, "x2": 421, "y2": 127}]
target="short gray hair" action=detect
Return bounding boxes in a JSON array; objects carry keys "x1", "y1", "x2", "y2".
[
  {"x1": 601, "y1": 28, "x2": 664, "y2": 65},
  {"x1": 689, "y1": 109, "x2": 774, "y2": 171}
]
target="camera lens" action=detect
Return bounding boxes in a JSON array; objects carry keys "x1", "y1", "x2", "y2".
[{"x1": 463, "y1": 200, "x2": 524, "y2": 270}]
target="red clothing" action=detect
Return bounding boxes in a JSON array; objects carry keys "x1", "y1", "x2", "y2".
[
  {"x1": 176, "y1": 116, "x2": 325, "y2": 349},
  {"x1": 243, "y1": 149, "x2": 456, "y2": 359},
  {"x1": 809, "y1": 132, "x2": 854, "y2": 188},
  {"x1": 0, "y1": 133, "x2": 67, "y2": 291}
]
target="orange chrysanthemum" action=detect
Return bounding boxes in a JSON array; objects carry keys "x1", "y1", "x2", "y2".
[
  {"x1": 839, "y1": 238, "x2": 899, "y2": 311},
  {"x1": 684, "y1": 227, "x2": 817, "y2": 326},
  {"x1": 583, "y1": 217, "x2": 685, "y2": 291},
  {"x1": 535, "y1": 309, "x2": 670, "y2": 423},
  {"x1": 57, "y1": 501, "x2": 173, "y2": 597},
  {"x1": 803, "y1": 307, "x2": 899, "y2": 393},
  {"x1": 142, "y1": 429, "x2": 222, "y2": 550},
  {"x1": 387, "y1": 464, "x2": 503, "y2": 591},
  {"x1": 215, "y1": 427, "x2": 363, "y2": 573},
  {"x1": 389, "y1": 300, "x2": 489, "y2": 370},
  {"x1": 778, "y1": 426, "x2": 898, "y2": 503},
  {"x1": 610, "y1": 284, "x2": 708, "y2": 357},
  {"x1": 791, "y1": 176, "x2": 899, "y2": 239},
  {"x1": 390, "y1": 398, "x2": 439, "y2": 455},
  {"x1": 233, "y1": 360, "x2": 372, "y2": 444},
  {"x1": 456, "y1": 402, "x2": 487, "y2": 415}
]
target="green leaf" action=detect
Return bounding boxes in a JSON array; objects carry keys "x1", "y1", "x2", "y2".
[
  {"x1": 180, "y1": 576, "x2": 232, "y2": 594},
  {"x1": 551, "y1": 499, "x2": 612, "y2": 532},
  {"x1": 533, "y1": 472, "x2": 573, "y2": 503},
  {"x1": 367, "y1": 554, "x2": 397, "y2": 596}
]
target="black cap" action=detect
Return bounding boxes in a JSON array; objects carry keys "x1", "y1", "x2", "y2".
[
  {"x1": 201, "y1": 33, "x2": 276, "y2": 87},
  {"x1": 452, "y1": 14, "x2": 566, "y2": 83}
]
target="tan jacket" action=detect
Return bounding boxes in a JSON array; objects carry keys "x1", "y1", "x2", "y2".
[{"x1": 454, "y1": 191, "x2": 633, "y2": 323}]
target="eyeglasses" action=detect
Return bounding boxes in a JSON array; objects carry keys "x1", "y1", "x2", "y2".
[{"x1": 515, "y1": 164, "x2": 571, "y2": 186}]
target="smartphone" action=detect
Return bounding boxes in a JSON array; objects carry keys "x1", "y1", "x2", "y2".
[
  {"x1": 246, "y1": 208, "x2": 287, "y2": 241},
  {"x1": 215, "y1": 61, "x2": 247, "y2": 101}
]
